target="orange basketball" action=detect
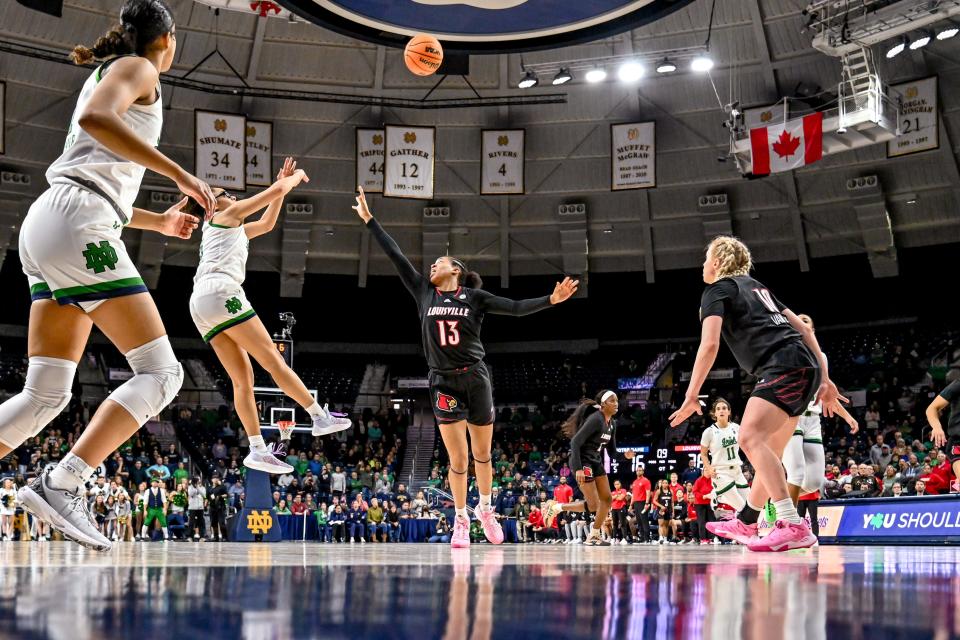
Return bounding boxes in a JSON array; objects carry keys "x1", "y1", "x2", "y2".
[{"x1": 404, "y1": 34, "x2": 444, "y2": 76}]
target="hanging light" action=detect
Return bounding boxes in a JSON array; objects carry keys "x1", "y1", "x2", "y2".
[
  {"x1": 585, "y1": 67, "x2": 607, "y2": 83},
  {"x1": 656, "y1": 58, "x2": 677, "y2": 73},
  {"x1": 617, "y1": 61, "x2": 644, "y2": 82},
  {"x1": 691, "y1": 55, "x2": 714, "y2": 72},
  {"x1": 552, "y1": 68, "x2": 573, "y2": 85},
  {"x1": 886, "y1": 36, "x2": 907, "y2": 58},
  {"x1": 937, "y1": 22, "x2": 959, "y2": 40},
  {"x1": 909, "y1": 30, "x2": 932, "y2": 50},
  {"x1": 518, "y1": 70, "x2": 538, "y2": 89}
]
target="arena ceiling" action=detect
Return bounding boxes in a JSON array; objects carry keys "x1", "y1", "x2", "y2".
[{"x1": 1, "y1": 0, "x2": 960, "y2": 292}]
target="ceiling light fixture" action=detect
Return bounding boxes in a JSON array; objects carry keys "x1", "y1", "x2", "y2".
[
  {"x1": 585, "y1": 67, "x2": 607, "y2": 83},
  {"x1": 909, "y1": 30, "x2": 932, "y2": 50},
  {"x1": 617, "y1": 62, "x2": 644, "y2": 82},
  {"x1": 656, "y1": 58, "x2": 677, "y2": 73},
  {"x1": 691, "y1": 55, "x2": 714, "y2": 72},
  {"x1": 518, "y1": 70, "x2": 538, "y2": 89},
  {"x1": 552, "y1": 67, "x2": 572, "y2": 85}
]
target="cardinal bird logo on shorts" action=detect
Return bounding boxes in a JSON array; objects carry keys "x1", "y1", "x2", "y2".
[
  {"x1": 436, "y1": 393, "x2": 458, "y2": 412},
  {"x1": 952, "y1": 445, "x2": 960, "y2": 457}
]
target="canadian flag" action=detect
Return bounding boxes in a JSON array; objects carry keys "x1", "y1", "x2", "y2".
[{"x1": 749, "y1": 112, "x2": 823, "y2": 175}]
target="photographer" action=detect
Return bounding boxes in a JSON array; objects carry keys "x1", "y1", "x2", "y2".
[
  {"x1": 427, "y1": 515, "x2": 452, "y2": 543},
  {"x1": 207, "y1": 476, "x2": 229, "y2": 542},
  {"x1": 188, "y1": 477, "x2": 207, "y2": 541}
]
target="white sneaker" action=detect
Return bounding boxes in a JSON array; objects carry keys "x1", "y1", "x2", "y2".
[
  {"x1": 17, "y1": 472, "x2": 112, "y2": 551},
  {"x1": 311, "y1": 405, "x2": 352, "y2": 436},
  {"x1": 243, "y1": 445, "x2": 294, "y2": 474},
  {"x1": 712, "y1": 538, "x2": 721, "y2": 545},
  {"x1": 2, "y1": 536, "x2": 8, "y2": 542},
  {"x1": 620, "y1": 539, "x2": 629, "y2": 546}
]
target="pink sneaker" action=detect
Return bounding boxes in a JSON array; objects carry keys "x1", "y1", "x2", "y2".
[
  {"x1": 747, "y1": 520, "x2": 817, "y2": 552},
  {"x1": 476, "y1": 508, "x2": 504, "y2": 545},
  {"x1": 706, "y1": 519, "x2": 758, "y2": 544},
  {"x1": 451, "y1": 515, "x2": 471, "y2": 548}
]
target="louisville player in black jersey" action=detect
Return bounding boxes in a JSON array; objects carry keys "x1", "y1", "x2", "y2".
[
  {"x1": 352, "y1": 186, "x2": 578, "y2": 548},
  {"x1": 925, "y1": 377, "x2": 960, "y2": 493},
  {"x1": 544, "y1": 390, "x2": 634, "y2": 546},
  {"x1": 669, "y1": 236, "x2": 846, "y2": 552}
]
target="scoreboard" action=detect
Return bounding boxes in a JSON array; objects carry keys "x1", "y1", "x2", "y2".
[
  {"x1": 613, "y1": 444, "x2": 702, "y2": 480},
  {"x1": 273, "y1": 338, "x2": 293, "y2": 367}
]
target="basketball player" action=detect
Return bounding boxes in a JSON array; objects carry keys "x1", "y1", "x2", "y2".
[
  {"x1": 187, "y1": 157, "x2": 350, "y2": 475},
  {"x1": 700, "y1": 398, "x2": 750, "y2": 512},
  {"x1": 925, "y1": 375, "x2": 960, "y2": 493},
  {"x1": 669, "y1": 237, "x2": 846, "y2": 552},
  {"x1": 8, "y1": 0, "x2": 220, "y2": 552},
  {"x1": 782, "y1": 314, "x2": 859, "y2": 505},
  {"x1": 352, "y1": 186, "x2": 578, "y2": 548},
  {"x1": 544, "y1": 391, "x2": 634, "y2": 546}
]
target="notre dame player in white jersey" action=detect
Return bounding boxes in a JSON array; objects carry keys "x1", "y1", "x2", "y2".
[
  {"x1": 187, "y1": 158, "x2": 350, "y2": 474},
  {"x1": 6, "y1": 0, "x2": 219, "y2": 552},
  {"x1": 700, "y1": 398, "x2": 750, "y2": 511},
  {"x1": 782, "y1": 314, "x2": 859, "y2": 505}
]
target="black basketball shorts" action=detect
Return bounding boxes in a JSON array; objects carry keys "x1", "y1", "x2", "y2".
[
  {"x1": 751, "y1": 342, "x2": 821, "y2": 418},
  {"x1": 570, "y1": 455, "x2": 606, "y2": 484},
  {"x1": 429, "y1": 361, "x2": 495, "y2": 426},
  {"x1": 948, "y1": 435, "x2": 960, "y2": 465}
]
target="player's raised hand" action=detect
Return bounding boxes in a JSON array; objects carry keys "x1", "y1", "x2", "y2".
[
  {"x1": 549, "y1": 277, "x2": 579, "y2": 304},
  {"x1": 276, "y1": 156, "x2": 296, "y2": 181},
  {"x1": 669, "y1": 396, "x2": 704, "y2": 428},
  {"x1": 353, "y1": 185, "x2": 373, "y2": 223},
  {"x1": 816, "y1": 378, "x2": 849, "y2": 418},
  {"x1": 159, "y1": 197, "x2": 199, "y2": 239}
]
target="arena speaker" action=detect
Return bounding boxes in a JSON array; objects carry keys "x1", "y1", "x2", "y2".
[
  {"x1": 558, "y1": 202, "x2": 588, "y2": 298},
  {"x1": 280, "y1": 202, "x2": 313, "y2": 297},
  {"x1": 697, "y1": 193, "x2": 732, "y2": 241},
  {"x1": 422, "y1": 205, "x2": 450, "y2": 275},
  {"x1": 846, "y1": 175, "x2": 898, "y2": 278}
]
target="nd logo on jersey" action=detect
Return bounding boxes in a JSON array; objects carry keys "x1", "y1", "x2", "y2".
[{"x1": 246, "y1": 510, "x2": 273, "y2": 535}]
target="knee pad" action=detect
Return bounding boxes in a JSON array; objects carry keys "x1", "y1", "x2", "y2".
[
  {"x1": 108, "y1": 336, "x2": 183, "y2": 426},
  {"x1": 782, "y1": 435, "x2": 806, "y2": 488},
  {"x1": 0, "y1": 357, "x2": 76, "y2": 448}
]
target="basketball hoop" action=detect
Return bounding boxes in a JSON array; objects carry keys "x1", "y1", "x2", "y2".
[{"x1": 276, "y1": 420, "x2": 296, "y2": 433}]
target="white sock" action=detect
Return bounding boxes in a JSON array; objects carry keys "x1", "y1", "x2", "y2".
[
  {"x1": 478, "y1": 494, "x2": 492, "y2": 512},
  {"x1": 163, "y1": 528, "x2": 169, "y2": 539},
  {"x1": 306, "y1": 402, "x2": 324, "y2": 418},
  {"x1": 48, "y1": 453, "x2": 93, "y2": 492},
  {"x1": 773, "y1": 498, "x2": 802, "y2": 525},
  {"x1": 456, "y1": 507, "x2": 468, "y2": 521},
  {"x1": 248, "y1": 435, "x2": 266, "y2": 452}
]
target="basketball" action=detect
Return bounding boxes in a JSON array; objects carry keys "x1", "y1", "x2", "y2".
[{"x1": 404, "y1": 33, "x2": 443, "y2": 76}]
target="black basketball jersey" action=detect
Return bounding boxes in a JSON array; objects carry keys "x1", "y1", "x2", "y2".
[
  {"x1": 938, "y1": 380, "x2": 960, "y2": 437},
  {"x1": 569, "y1": 410, "x2": 617, "y2": 471},
  {"x1": 367, "y1": 219, "x2": 554, "y2": 371},
  {"x1": 699, "y1": 275, "x2": 804, "y2": 375}
]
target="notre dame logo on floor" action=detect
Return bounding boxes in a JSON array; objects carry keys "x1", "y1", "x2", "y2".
[{"x1": 246, "y1": 510, "x2": 273, "y2": 535}]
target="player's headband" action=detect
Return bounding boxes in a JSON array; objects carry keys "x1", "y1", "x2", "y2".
[
  {"x1": 450, "y1": 258, "x2": 467, "y2": 273},
  {"x1": 601, "y1": 390, "x2": 616, "y2": 404}
]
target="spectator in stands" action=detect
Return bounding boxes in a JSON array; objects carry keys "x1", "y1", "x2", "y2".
[
  {"x1": 367, "y1": 498, "x2": 388, "y2": 542},
  {"x1": 291, "y1": 495, "x2": 308, "y2": 516},
  {"x1": 514, "y1": 495, "x2": 531, "y2": 542},
  {"x1": 347, "y1": 499, "x2": 366, "y2": 543},
  {"x1": 630, "y1": 467, "x2": 652, "y2": 544},
  {"x1": 610, "y1": 480, "x2": 632, "y2": 544},
  {"x1": 386, "y1": 503, "x2": 401, "y2": 542},
  {"x1": 680, "y1": 459, "x2": 701, "y2": 484},
  {"x1": 375, "y1": 472, "x2": 392, "y2": 500},
  {"x1": 847, "y1": 464, "x2": 880, "y2": 498},
  {"x1": 172, "y1": 461, "x2": 189, "y2": 489},
  {"x1": 208, "y1": 476, "x2": 229, "y2": 542},
  {"x1": 869, "y1": 435, "x2": 887, "y2": 467},
  {"x1": 330, "y1": 505, "x2": 347, "y2": 542},
  {"x1": 427, "y1": 516, "x2": 451, "y2": 544},
  {"x1": 115, "y1": 492, "x2": 133, "y2": 542},
  {"x1": 167, "y1": 482, "x2": 189, "y2": 539},
  {"x1": 891, "y1": 482, "x2": 903, "y2": 497},
  {"x1": 1, "y1": 478, "x2": 17, "y2": 540},
  {"x1": 526, "y1": 506, "x2": 550, "y2": 543},
  {"x1": 881, "y1": 465, "x2": 900, "y2": 495},
  {"x1": 914, "y1": 479, "x2": 928, "y2": 496},
  {"x1": 276, "y1": 499, "x2": 291, "y2": 515},
  {"x1": 331, "y1": 466, "x2": 346, "y2": 498},
  {"x1": 553, "y1": 476, "x2": 573, "y2": 504},
  {"x1": 315, "y1": 503, "x2": 331, "y2": 542},
  {"x1": 412, "y1": 491, "x2": 428, "y2": 512}
]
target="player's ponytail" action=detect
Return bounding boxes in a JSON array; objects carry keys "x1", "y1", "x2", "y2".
[
  {"x1": 561, "y1": 391, "x2": 606, "y2": 438},
  {"x1": 71, "y1": 0, "x2": 174, "y2": 65},
  {"x1": 451, "y1": 257, "x2": 483, "y2": 290}
]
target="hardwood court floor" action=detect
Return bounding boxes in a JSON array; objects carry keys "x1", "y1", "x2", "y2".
[{"x1": 0, "y1": 542, "x2": 957, "y2": 639}]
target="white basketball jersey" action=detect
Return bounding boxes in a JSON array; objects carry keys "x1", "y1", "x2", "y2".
[
  {"x1": 47, "y1": 59, "x2": 162, "y2": 219},
  {"x1": 195, "y1": 221, "x2": 248, "y2": 286},
  {"x1": 701, "y1": 422, "x2": 743, "y2": 467}
]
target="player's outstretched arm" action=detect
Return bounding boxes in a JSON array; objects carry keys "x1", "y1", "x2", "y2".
[
  {"x1": 129, "y1": 197, "x2": 199, "y2": 240},
  {"x1": 221, "y1": 161, "x2": 308, "y2": 227},
  {"x1": 245, "y1": 157, "x2": 298, "y2": 240},
  {"x1": 354, "y1": 185, "x2": 426, "y2": 296},
  {"x1": 477, "y1": 277, "x2": 579, "y2": 316},
  {"x1": 669, "y1": 316, "x2": 721, "y2": 427}
]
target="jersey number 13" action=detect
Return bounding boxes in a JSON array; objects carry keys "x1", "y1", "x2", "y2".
[{"x1": 436, "y1": 320, "x2": 460, "y2": 347}]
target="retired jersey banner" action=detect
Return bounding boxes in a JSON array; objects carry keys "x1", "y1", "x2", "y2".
[
  {"x1": 384, "y1": 125, "x2": 435, "y2": 199},
  {"x1": 749, "y1": 112, "x2": 823, "y2": 175},
  {"x1": 245, "y1": 120, "x2": 273, "y2": 187},
  {"x1": 611, "y1": 122, "x2": 655, "y2": 190},
  {"x1": 888, "y1": 76, "x2": 939, "y2": 158},
  {"x1": 481, "y1": 129, "x2": 524, "y2": 195},
  {"x1": 356, "y1": 128, "x2": 385, "y2": 193},
  {"x1": 196, "y1": 111, "x2": 246, "y2": 190}
]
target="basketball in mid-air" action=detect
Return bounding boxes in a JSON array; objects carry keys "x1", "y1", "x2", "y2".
[{"x1": 404, "y1": 34, "x2": 443, "y2": 76}]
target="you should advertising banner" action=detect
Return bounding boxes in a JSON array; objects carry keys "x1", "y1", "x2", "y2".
[{"x1": 815, "y1": 495, "x2": 960, "y2": 545}]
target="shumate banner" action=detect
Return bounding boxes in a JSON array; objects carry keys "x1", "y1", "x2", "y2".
[
  {"x1": 356, "y1": 128, "x2": 385, "y2": 193},
  {"x1": 481, "y1": 130, "x2": 524, "y2": 195},
  {"x1": 245, "y1": 121, "x2": 273, "y2": 187},
  {"x1": 196, "y1": 111, "x2": 247, "y2": 190},
  {"x1": 384, "y1": 125, "x2": 435, "y2": 199}
]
